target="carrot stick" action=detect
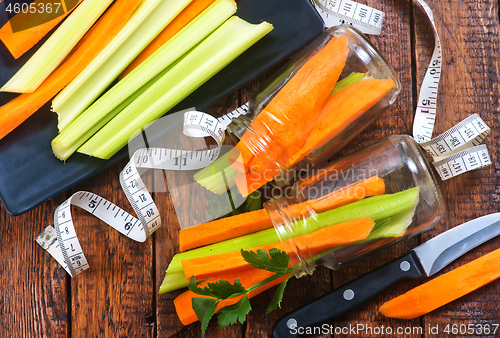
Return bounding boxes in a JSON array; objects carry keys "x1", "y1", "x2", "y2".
[
  {"x1": 182, "y1": 217, "x2": 375, "y2": 280},
  {"x1": 286, "y1": 77, "x2": 396, "y2": 167},
  {"x1": 379, "y1": 247, "x2": 500, "y2": 319},
  {"x1": 120, "y1": 0, "x2": 218, "y2": 79},
  {"x1": 0, "y1": 0, "x2": 141, "y2": 141},
  {"x1": 0, "y1": 0, "x2": 83, "y2": 59},
  {"x1": 174, "y1": 267, "x2": 292, "y2": 325},
  {"x1": 235, "y1": 34, "x2": 349, "y2": 174},
  {"x1": 179, "y1": 176, "x2": 385, "y2": 251}
]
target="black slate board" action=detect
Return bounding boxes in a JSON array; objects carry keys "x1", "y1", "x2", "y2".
[{"x1": 0, "y1": 0, "x2": 324, "y2": 215}]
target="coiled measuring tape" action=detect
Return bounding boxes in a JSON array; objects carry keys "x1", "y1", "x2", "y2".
[
  {"x1": 36, "y1": 104, "x2": 249, "y2": 277},
  {"x1": 37, "y1": 0, "x2": 492, "y2": 275},
  {"x1": 410, "y1": 0, "x2": 491, "y2": 180}
]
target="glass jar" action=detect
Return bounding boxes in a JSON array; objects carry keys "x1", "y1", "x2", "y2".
[
  {"x1": 264, "y1": 135, "x2": 445, "y2": 278},
  {"x1": 226, "y1": 24, "x2": 401, "y2": 195}
]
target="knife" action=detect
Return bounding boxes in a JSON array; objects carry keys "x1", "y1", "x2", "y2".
[{"x1": 273, "y1": 213, "x2": 500, "y2": 338}]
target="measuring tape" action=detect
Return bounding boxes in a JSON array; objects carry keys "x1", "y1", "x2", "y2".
[
  {"x1": 410, "y1": 0, "x2": 491, "y2": 180},
  {"x1": 38, "y1": 0, "x2": 492, "y2": 275},
  {"x1": 36, "y1": 104, "x2": 249, "y2": 277}
]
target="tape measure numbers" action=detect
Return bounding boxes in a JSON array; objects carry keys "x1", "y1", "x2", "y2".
[{"x1": 311, "y1": 0, "x2": 384, "y2": 35}]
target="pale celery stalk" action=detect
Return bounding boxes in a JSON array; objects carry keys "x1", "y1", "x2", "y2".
[
  {"x1": 53, "y1": 0, "x2": 193, "y2": 131},
  {"x1": 165, "y1": 187, "x2": 420, "y2": 276},
  {"x1": 78, "y1": 17, "x2": 274, "y2": 159},
  {"x1": 1, "y1": 0, "x2": 114, "y2": 93},
  {"x1": 159, "y1": 272, "x2": 194, "y2": 294},
  {"x1": 51, "y1": 0, "x2": 237, "y2": 160},
  {"x1": 331, "y1": 72, "x2": 368, "y2": 94}
]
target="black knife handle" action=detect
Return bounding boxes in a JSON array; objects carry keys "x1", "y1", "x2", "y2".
[{"x1": 273, "y1": 251, "x2": 426, "y2": 338}]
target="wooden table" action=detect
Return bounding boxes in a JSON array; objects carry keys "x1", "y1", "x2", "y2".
[{"x1": 1, "y1": 0, "x2": 500, "y2": 337}]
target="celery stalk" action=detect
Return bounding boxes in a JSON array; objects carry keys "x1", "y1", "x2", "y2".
[
  {"x1": 52, "y1": 0, "x2": 236, "y2": 160},
  {"x1": 53, "y1": 0, "x2": 193, "y2": 131},
  {"x1": 52, "y1": 66, "x2": 173, "y2": 160},
  {"x1": 78, "y1": 17, "x2": 274, "y2": 159},
  {"x1": 1, "y1": 0, "x2": 114, "y2": 93},
  {"x1": 331, "y1": 72, "x2": 368, "y2": 94},
  {"x1": 364, "y1": 204, "x2": 417, "y2": 240},
  {"x1": 165, "y1": 187, "x2": 420, "y2": 276},
  {"x1": 193, "y1": 150, "x2": 240, "y2": 194},
  {"x1": 159, "y1": 272, "x2": 198, "y2": 294}
]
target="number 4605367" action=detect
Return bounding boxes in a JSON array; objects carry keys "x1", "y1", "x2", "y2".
[{"x1": 6, "y1": 2, "x2": 63, "y2": 14}]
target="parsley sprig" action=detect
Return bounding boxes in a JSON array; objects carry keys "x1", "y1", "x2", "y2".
[{"x1": 188, "y1": 248, "x2": 293, "y2": 336}]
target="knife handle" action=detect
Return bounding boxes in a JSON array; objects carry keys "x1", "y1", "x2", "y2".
[{"x1": 273, "y1": 251, "x2": 426, "y2": 338}]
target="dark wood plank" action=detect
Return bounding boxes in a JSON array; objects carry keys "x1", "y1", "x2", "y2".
[
  {"x1": 69, "y1": 159, "x2": 154, "y2": 338},
  {"x1": 0, "y1": 200, "x2": 69, "y2": 338},
  {"x1": 412, "y1": 0, "x2": 500, "y2": 336}
]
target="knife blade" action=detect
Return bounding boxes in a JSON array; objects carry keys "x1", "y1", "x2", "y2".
[{"x1": 273, "y1": 213, "x2": 500, "y2": 338}]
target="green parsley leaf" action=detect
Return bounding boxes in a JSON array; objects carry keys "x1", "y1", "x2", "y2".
[
  {"x1": 266, "y1": 274, "x2": 292, "y2": 314},
  {"x1": 241, "y1": 248, "x2": 290, "y2": 275},
  {"x1": 205, "y1": 278, "x2": 246, "y2": 299},
  {"x1": 217, "y1": 295, "x2": 252, "y2": 329},
  {"x1": 188, "y1": 276, "x2": 219, "y2": 298},
  {"x1": 188, "y1": 276, "x2": 246, "y2": 300},
  {"x1": 192, "y1": 297, "x2": 219, "y2": 336}
]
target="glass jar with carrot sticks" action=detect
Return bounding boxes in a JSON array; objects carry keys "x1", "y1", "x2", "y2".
[
  {"x1": 265, "y1": 135, "x2": 445, "y2": 278},
  {"x1": 194, "y1": 24, "x2": 401, "y2": 198}
]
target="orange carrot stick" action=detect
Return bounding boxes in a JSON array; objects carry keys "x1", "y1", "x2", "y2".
[
  {"x1": 179, "y1": 176, "x2": 385, "y2": 251},
  {"x1": 0, "y1": 0, "x2": 83, "y2": 59},
  {"x1": 235, "y1": 34, "x2": 349, "y2": 173},
  {"x1": 182, "y1": 217, "x2": 375, "y2": 280},
  {"x1": 0, "y1": 0, "x2": 141, "y2": 141},
  {"x1": 379, "y1": 247, "x2": 500, "y2": 319},
  {"x1": 287, "y1": 77, "x2": 396, "y2": 167},
  {"x1": 174, "y1": 267, "x2": 292, "y2": 326},
  {"x1": 120, "y1": 0, "x2": 218, "y2": 78}
]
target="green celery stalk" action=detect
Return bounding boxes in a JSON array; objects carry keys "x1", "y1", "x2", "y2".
[
  {"x1": 51, "y1": 0, "x2": 236, "y2": 160},
  {"x1": 1, "y1": 0, "x2": 114, "y2": 93},
  {"x1": 193, "y1": 150, "x2": 240, "y2": 194},
  {"x1": 331, "y1": 72, "x2": 368, "y2": 94},
  {"x1": 166, "y1": 187, "x2": 420, "y2": 276},
  {"x1": 364, "y1": 204, "x2": 417, "y2": 240},
  {"x1": 159, "y1": 272, "x2": 199, "y2": 294},
  {"x1": 53, "y1": 0, "x2": 193, "y2": 131},
  {"x1": 78, "y1": 16, "x2": 274, "y2": 159}
]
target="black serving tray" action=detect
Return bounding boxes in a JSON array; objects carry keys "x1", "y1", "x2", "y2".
[{"x1": 0, "y1": 0, "x2": 324, "y2": 215}]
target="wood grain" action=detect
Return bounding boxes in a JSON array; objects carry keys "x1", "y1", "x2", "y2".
[{"x1": 0, "y1": 198, "x2": 68, "y2": 338}]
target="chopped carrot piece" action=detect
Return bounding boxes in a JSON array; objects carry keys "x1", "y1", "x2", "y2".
[{"x1": 379, "y1": 247, "x2": 500, "y2": 319}]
